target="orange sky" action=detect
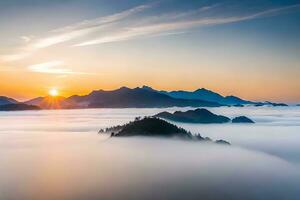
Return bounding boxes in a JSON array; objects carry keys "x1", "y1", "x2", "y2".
[{"x1": 0, "y1": 65, "x2": 299, "y2": 103}]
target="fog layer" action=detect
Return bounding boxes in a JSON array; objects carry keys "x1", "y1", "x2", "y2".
[{"x1": 0, "y1": 107, "x2": 299, "y2": 200}]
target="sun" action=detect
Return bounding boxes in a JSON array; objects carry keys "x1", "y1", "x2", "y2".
[{"x1": 49, "y1": 88, "x2": 59, "y2": 97}]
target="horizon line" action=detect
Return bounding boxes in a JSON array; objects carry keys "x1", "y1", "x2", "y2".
[{"x1": 1, "y1": 85, "x2": 297, "y2": 104}]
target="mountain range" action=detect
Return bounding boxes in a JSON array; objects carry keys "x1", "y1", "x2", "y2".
[
  {"x1": 142, "y1": 86, "x2": 255, "y2": 105},
  {"x1": 0, "y1": 86, "x2": 289, "y2": 111},
  {"x1": 26, "y1": 86, "x2": 221, "y2": 109}
]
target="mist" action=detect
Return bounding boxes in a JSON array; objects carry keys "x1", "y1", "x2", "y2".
[{"x1": 0, "y1": 106, "x2": 300, "y2": 200}]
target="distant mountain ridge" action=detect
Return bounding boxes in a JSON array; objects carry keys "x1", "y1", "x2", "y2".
[
  {"x1": 0, "y1": 85, "x2": 289, "y2": 111},
  {"x1": 69, "y1": 87, "x2": 221, "y2": 108},
  {"x1": 0, "y1": 96, "x2": 18, "y2": 105},
  {"x1": 26, "y1": 87, "x2": 221, "y2": 109},
  {"x1": 142, "y1": 86, "x2": 261, "y2": 105},
  {"x1": 0, "y1": 96, "x2": 34, "y2": 111},
  {"x1": 0, "y1": 103, "x2": 40, "y2": 111}
]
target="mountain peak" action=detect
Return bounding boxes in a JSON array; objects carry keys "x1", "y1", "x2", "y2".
[
  {"x1": 141, "y1": 85, "x2": 155, "y2": 91},
  {"x1": 0, "y1": 96, "x2": 18, "y2": 105},
  {"x1": 117, "y1": 86, "x2": 131, "y2": 91},
  {"x1": 194, "y1": 88, "x2": 209, "y2": 92},
  {"x1": 224, "y1": 95, "x2": 242, "y2": 100}
]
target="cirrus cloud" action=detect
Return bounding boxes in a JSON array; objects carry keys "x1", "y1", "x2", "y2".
[
  {"x1": 0, "y1": 2, "x2": 299, "y2": 64},
  {"x1": 28, "y1": 61, "x2": 93, "y2": 75}
]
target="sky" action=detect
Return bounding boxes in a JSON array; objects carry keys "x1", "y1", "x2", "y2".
[{"x1": 0, "y1": 0, "x2": 299, "y2": 103}]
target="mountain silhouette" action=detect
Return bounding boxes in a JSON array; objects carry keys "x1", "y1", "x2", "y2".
[
  {"x1": 100, "y1": 117, "x2": 230, "y2": 144},
  {"x1": 11, "y1": 85, "x2": 288, "y2": 110},
  {"x1": 155, "y1": 108, "x2": 230, "y2": 123},
  {"x1": 0, "y1": 103, "x2": 40, "y2": 111},
  {"x1": 142, "y1": 86, "x2": 288, "y2": 106},
  {"x1": 63, "y1": 87, "x2": 221, "y2": 109},
  {"x1": 232, "y1": 116, "x2": 255, "y2": 123},
  {"x1": 112, "y1": 117, "x2": 193, "y2": 139},
  {"x1": 0, "y1": 96, "x2": 18, "y2": 106},
  {"x1": 264, "y1": 101, "x2": 288, "y2": 107},
  {"x1": 142, "y1": 86, "x2": 254, "y2": 105}
]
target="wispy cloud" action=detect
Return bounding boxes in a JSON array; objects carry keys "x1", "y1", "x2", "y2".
[
  {"x1": 28, "y1": 61, "x2": 92, "y2": 75},
  {"x1": 75, "y1": 4, "x2": 300, "y2": 46},
  {"x1": 0, "y1": 52, "x2": 32, "y2": 62},
  {"x1": 0, "y1": 4, "x2": 152, "y2": 62},
  {"x1": 1, "y1": 2, "x2": 299, "y2": 62},
  {"x1": 32, "y1": 4, "x2": 152, "y2": 49},
  {"x1": 20, "y1": 36, "x2": 32, "y2": 43}
]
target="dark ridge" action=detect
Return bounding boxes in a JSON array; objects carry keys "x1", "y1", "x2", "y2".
[
  {"x1": 215, "y1": 140, "x2": 231, "y2": 145},
  {"x1": 264, "y1": 101, "x2": 288, "y2": 107},
  {"x1": 22, "y1": 86, "x2": 289, "y2": 110},
  {"x1": 101, "y1": 117, "x2": 193, "y2": 139},
  {"x1": 0, "y1": 103, "x2": 40, "y2": 111},
  {"x1": 99, "y1": 117, "x2": 230, "y2": 145},
  {"x1": 116, "y1": 117, "x2": 192, "y2": 139},
  {"x1": 0, "y1": 96, "x2": 18, "y2": 106},
  {"x1": 67, "y1": 87, "x2": 222, "y2": 108},
  {"x1": 142, "y1": 85, "x2": 289, "y2": 106},
  {"x1": 142, "y1": 85, "x2": 254, "y2": 105},
  {"x1": 155, "y1": 108, "x2": 230, "y2": 123},
  {"x1": 233, "y1": 104, "x2": 244, "y2": 107},
  {"x1": 232, "y1": 116, "x2": 255, "y2": 123}
]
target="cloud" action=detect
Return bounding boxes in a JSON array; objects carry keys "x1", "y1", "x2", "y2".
[
  {"x1": 20, "y1": 36, "x2": 32, "y2": 43},
  {"x1": 74, "y1": 4, "x2": 300, "y2": 46},
  {"x1": 1, "y1": 3, "x2": 299, "y2": 62},
  {"x1": 0, "y1": 52, "x2": 32, "y2": 62},
  {"x1": 28, "y1": 61, "x2": 91, "y2": 75},
  {"x1": 32, "y1": 30, "x2": 92, "y2": 49},
  {"x1": 0, "y1": 4, "x2": 152, "y2": 62},
  {"x1": 32, "y1": 4, "x2": 152, "y2": 49}
]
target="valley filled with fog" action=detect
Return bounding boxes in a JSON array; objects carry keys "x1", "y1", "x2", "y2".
[{"x1": 0, "y1": 106, "x2": 300, "y2": 200}]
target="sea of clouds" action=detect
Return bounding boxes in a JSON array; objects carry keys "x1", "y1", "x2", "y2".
[{"x1": 0, "y1": 106, "x2": 299, "y2": 200}]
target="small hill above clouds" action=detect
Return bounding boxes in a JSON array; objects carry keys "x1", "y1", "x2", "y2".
[
  {"x1": 0, "y1": 96, "x2": 18, "y2": 105},
  {"x1": 232, "y1": 116, "x2": 255, "y2": 123},
  {"x1": 113, "y1": 117, "x2": 193, "y2": 139},
  {"x1": 100, "y1": 117, "x2": 230, "y2": 145},
  {"x1": 155, "y1": 108, "x2": 231, "y2": 123},
  {"x1": 155, "y1": 108, "x2": 255, "y2": 124}
]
